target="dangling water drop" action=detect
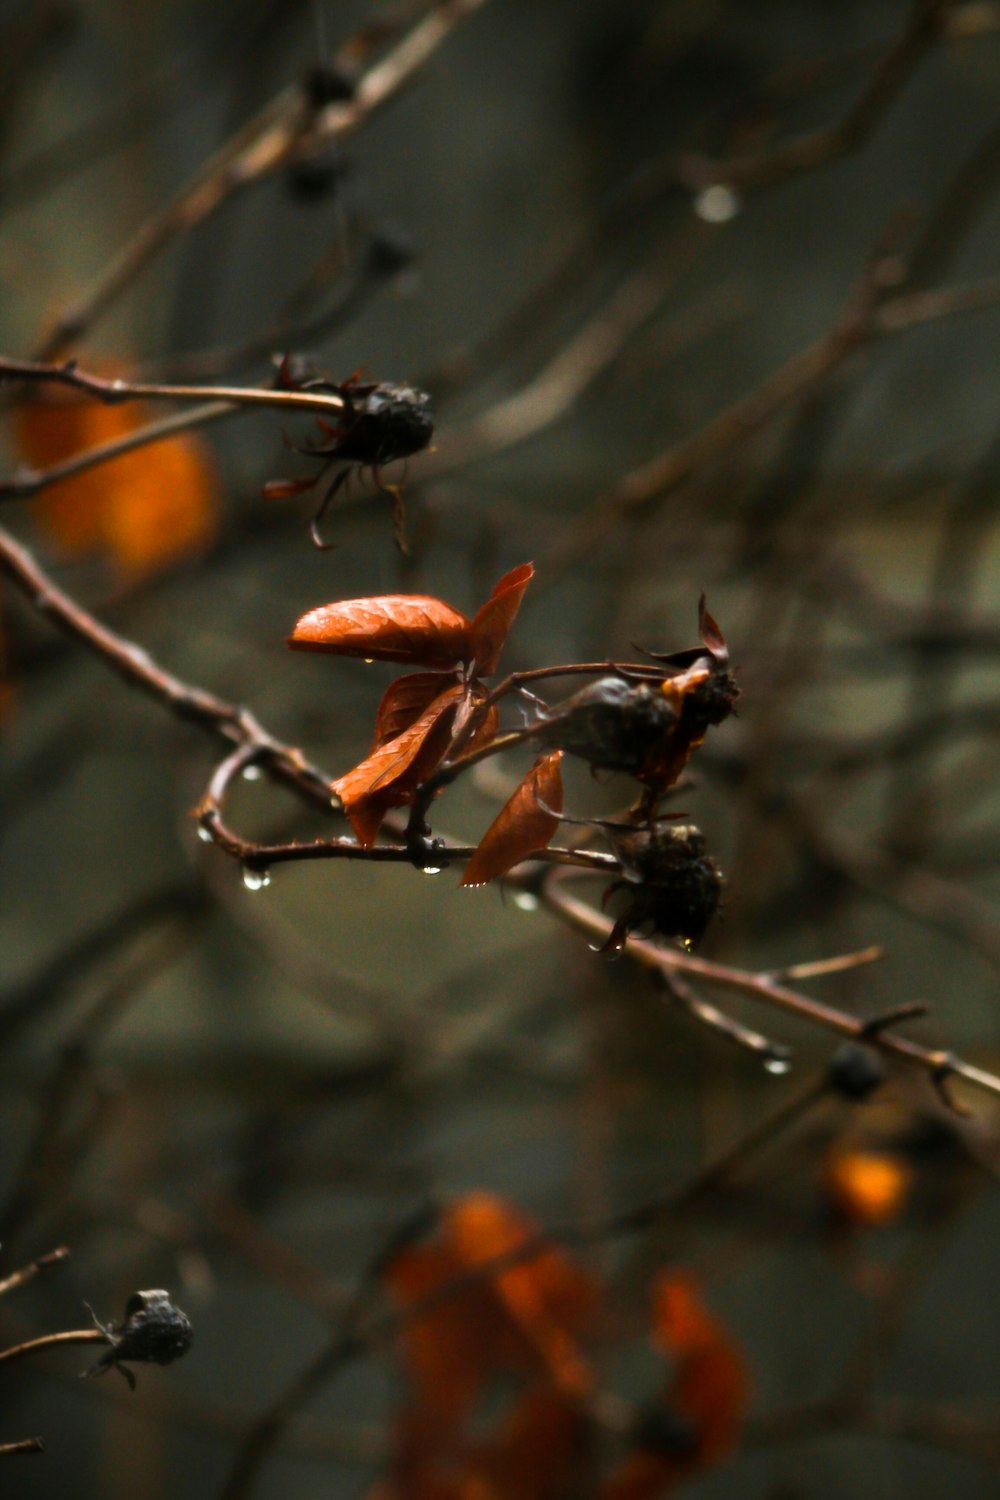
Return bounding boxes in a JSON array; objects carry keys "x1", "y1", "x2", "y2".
[
  {"x1": 242, "y1": 763, "x2": 263, "y2": 782},
  {"x1": 421, "y1": 865, "x2": 442, "y2": 876},
  {"x1": 242, "y1": 866, "x2": 271, "y2": 891},
  {"x1": 763, "y1": 1053, "x2": 792, "y2": 1076},
  {"x1": 513, "y1": 891, "x2": 539, "y2": 912},
  {"x1": 363, "y1": 658, "x2": 374, "y2": 665},
  {"x1": 197, "y1": 825, "x2": 213, "y2": 844}
]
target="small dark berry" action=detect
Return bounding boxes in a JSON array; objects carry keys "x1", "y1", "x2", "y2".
[{"x1": 827, "y1": 1043, "x2": 885, "y2": 1100}]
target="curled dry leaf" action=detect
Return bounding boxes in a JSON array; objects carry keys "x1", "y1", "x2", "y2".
[{"x1": 460, "y1": 751, "x2": 564, "y2": 887}]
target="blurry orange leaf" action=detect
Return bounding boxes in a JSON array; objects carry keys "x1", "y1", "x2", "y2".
[
  {"x1": 825, "y1": 1149, "x2": 911, "y2": 1227},
  {"x1": 651, "y1": 1272, "x2": 747, "y2": 1464},
  {"x1": 14, "y1": 388, "x2": 218, "y2": 580},
  {"x1": 601, "y1": 1271, "x2": 748, "y2": 1500},
  {"x1": 446, "y1": 1193, "x2": 594, "y2": 1399},
  {"x1": 468, "y1": 562, "x2": 534, "y2": 676},
  {"x1": 384, "y1": 1192, "x2": 595, "y2": 1430},
  {"x1": 332, "y1": 685, "x2": 464, "y2": 845},
  {"x1": 470, "y1": 1386, "x2": 586, "y2": 1499},
  {"x1": 289, "y1": 594, "x2": 471, "y2": 668},
  {"x1": 381, "y1": 1388, "x2": 584, "y2": 1500},
  {"x1": 460, "y1": 752, "x2": 563, "y2": 887}
]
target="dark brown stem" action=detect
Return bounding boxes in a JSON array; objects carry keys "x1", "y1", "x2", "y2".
[
  {"x1": 0, "y1": 1247, "x2": 69, "y2": 1299},
  {"x1": 0, "y1": 1328, "x2": 106, "y2": 1368},
  {"x1": 0, "y1": 523, "x2": 332, "y2": 809},
  {"x1": 0, "y1": 1438, "x2": 45, "y2": 1457},
  {"x1": 540, "y1": 875, "x2": 1000, "y2": 1103},
  {"x1": 33, "y1": 0, "x2": 493, "y2": 360},
  {"x1": 678, "y1": 0, "x2": 952, "y2": 193}
]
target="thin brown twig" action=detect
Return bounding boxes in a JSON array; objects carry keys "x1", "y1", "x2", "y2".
[
  {"x1": 0, "y1": 1247, "x2": 69, "y2": 1299},
  {"x1": 542, "y1": 265, "x2": 1000, "y2": 575},
  {"x1": 677, "y1": 0, "x2": 953, "y2": 193},
  {"x1": 0, "y1": 1438, "x2": 45, "y2": 1457},
  {"x1": 539, "y1": 875, "x2": 1000, "y2": 1103},
  {"x1": 0, "y1": 522, "x2": 332, "y2": 809},
  {"x1": 34, "y1": 0, "x2": 493, "y2": 360},
  {"x1": 0, "y1": 1328, "x2": 106, "y2": 1368}
]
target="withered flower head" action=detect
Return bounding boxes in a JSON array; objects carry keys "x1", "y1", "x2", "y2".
[
  {"x1": 533, "y1": 676, "x2": 678, "y2": 775},
  {"x1": 604, "y1": 822, "x2": 724, "y2": 951}
]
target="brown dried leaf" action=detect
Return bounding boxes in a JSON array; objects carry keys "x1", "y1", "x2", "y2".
[
  {"x1": 468, "y1": 562, "x2": 534, "y2": 676},
  {"x1": 697, "y1": 594, "x2": 728, "y2": 661},
  {"x1": 289, "y1": 595, "x2": 471, "y2": 667},
  {"x1": 371, "y1": 673, "x2": 455, "y2": 752},
  {"x1": 332, "y1": 685, "x2": 463, "y2": 845},
  {"x1": 460, "y1": 751, "x2": 563, "y2": 887}
]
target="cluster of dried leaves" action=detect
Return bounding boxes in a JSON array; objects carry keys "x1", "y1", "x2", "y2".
[
  {"x1": 289, "y1": 566, "x2": 739, "y2": 945},
  {"x1": 376, "y1": 1192, "x2": 747, "y2": 1500}
]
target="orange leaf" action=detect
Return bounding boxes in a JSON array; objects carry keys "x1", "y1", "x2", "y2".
[
  {"x1": 371, "y1": 675, "x2": 494, "y2": 756},
  {"x1": 461, "y1": 752, "x2": 563, "y2": 887},
  {"x1": 384, "y1": 1192, "x2": 595, "y2": 1431},
  {"x1": 289, "y1": 595, "x2": 471, "y2": 668},
  {"x1": 14, "y1": 389, "x2": 217, "y2": 579},
  {"x1": 446, "y1": 1193, "x2": 594, "y2": 1399},
  {"x1": 371, "y1": 673, "x2": 457, "y2": 751},
  {"x1": 468, "y1": 562, "x2": 534, "y2": 676},
  {"x1": 332, "y1": 685, "x2": 463, "y2": 845},
  {"x1": 651, "y1": 1272, "x2": 748, "y2": 1465},
  {"x1": 825, "y1": 1149, "x2": 911, "y2": 1227},
  {"x1": 600, "y1": 1273, "x2": 748, "y2": 1500},
  {"x1": 470, "y1": 1386, "x2": 586, "y2": 1500},
  {"x1": 290, "y1": 563, "x2": 533, "y2": 675}
]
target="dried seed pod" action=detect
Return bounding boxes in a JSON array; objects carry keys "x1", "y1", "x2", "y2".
[
  {"x1": 604, "y1": 823, "x2": 723, "y2": 951},
  {"x1": 84, "y1": 1289, "x2": 193, "y2": 1389},
  {"x1": 533, "y1": 676, "x2": 678, "y2": 774},
  {"x1": 329, "y1": 381, "x2": 433, "y2": 467}
]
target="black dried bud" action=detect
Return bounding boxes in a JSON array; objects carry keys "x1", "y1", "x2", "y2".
[
  {"x1": 333, "y1": 382, "x2": 433, "y2": 466},
  {"x1": 631, "y1": 1404, "x2": 699, "y2": 1458},
  {"x1": 286, "y1": 147, "x2": 351, "y2": 203},
  {"x1": 642, "y1": 595, "x2": 740, "y2": 732},
  {"x1": 302, "y1": 64, "x2": 355, "y2": 108},
  {"x1": 85, "y1": 1290, "x2": 192, "y2": 1389},
  {"x1": 533, "y1": 677, "x2": 678, "y2": 775},
  {"x1": 605, "y1": 823, "x2": 723, "y2": 950},
  {"x1": 827, "y1": 1043, "x2": 885, "y2": 1100},
  {"x1": 365, "y1": 223, "x2": 418, "y2": 280}
]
